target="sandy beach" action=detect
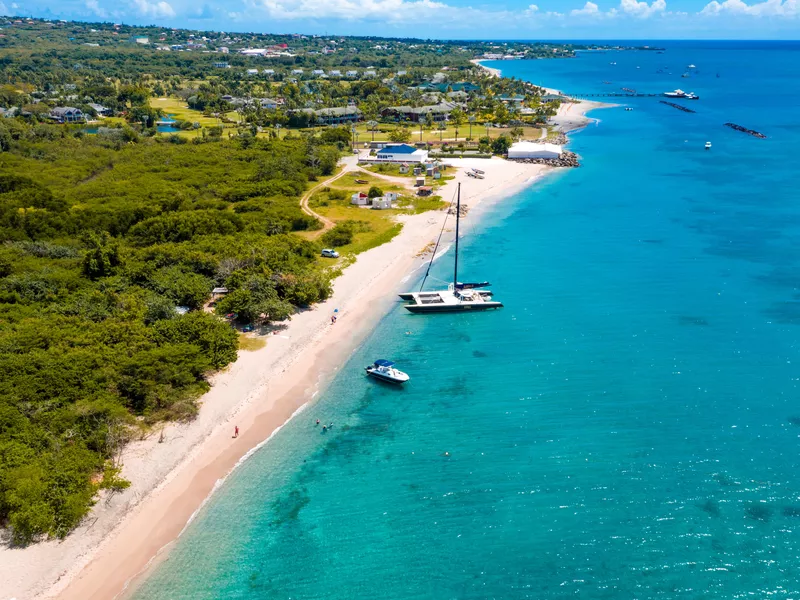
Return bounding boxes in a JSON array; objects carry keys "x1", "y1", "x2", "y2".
[
  {"x1": 0, "y1": 156, "x2": 551, "y2": 600},
  {"x1": 472, "y1": 59, "x2": 612, "y2": 132}
]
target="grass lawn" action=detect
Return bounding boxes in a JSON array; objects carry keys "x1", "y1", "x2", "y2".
[
  {"x1": 151, "y1": 97, "x2": 242, "y2": 132},
  {"x1": 328, "y1": 172, "x2": 407, "y2": 194},
  {"x1": 308, "y1": 187, "x2": 446, "y2": 254},
  {"x1": 352, "y1": 123, "x2": 545, "y2": 144},
  {"x1": 364, "y1": 163, "x2": 416, "y2": 178}
]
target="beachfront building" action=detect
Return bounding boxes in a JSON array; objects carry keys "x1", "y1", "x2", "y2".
[
  {"x1": 507, "y1": 142, "x2": 563, "y2": 159},
  {"x1": 376, "y1": 144, "x2": 429, "y2": 163}
]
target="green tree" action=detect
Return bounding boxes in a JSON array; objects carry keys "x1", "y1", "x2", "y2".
[
  {"x1": 491, "y1": 135, "x2": 512, "y2": 155},
  {"x1": 388, "y1": 127, "x2": 411, "y2": 143},
  {"x1": 82, "y1": 232, "x2": 122, "y2": 280}
]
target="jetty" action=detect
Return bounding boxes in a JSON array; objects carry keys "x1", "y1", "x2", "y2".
[
  {"x1": 724, "y1": 123, "x2": 766, "y2": 139},
  {"x1": 660, "y1": 101, "x2": 696, "y2": 114}
]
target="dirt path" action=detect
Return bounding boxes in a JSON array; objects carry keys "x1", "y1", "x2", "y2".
[{"x1": 300, "y1": 156, "x2": 359, "y2": 237}]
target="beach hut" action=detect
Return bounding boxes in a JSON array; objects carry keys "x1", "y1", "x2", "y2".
[
  {"x1": 371, "y1": 196, "x2": 392, "y2": 210},
  {"x1": 507, "y1": 142, "x2": 563, "y2": 160},
  {"x1": 351, "y1": 192, "x2": 369, "y2": 206},
  {"x1": 417, "y1": 186, "x2": 433, "y2": 196},
  {"x1": 415, "y1": 176, "x2": 425, "y2": 187},
  {"x1": 399, "y1": 163, "x2": 409, "y2": 174}
]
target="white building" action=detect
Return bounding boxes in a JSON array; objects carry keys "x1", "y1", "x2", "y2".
[
  {"x1": 507, "y1": 142, "x2": 563, "y2": 160},
  {"x1": 247, "y1": 68, "x2": 259, "y2": 75},
  {"x1": 351, "y1": 192, "x2": 369, "y2": 206},
  {"x1": 372, "y1": 196, "x2": 393, "y2": 210},
  {"x1": 375, "y1": 144, "x2": 429, "y2": 164}
]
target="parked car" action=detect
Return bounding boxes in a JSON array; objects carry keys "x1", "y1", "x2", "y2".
[{"x1": 321, "y1": 248, "x2": 340, "y2": 258}]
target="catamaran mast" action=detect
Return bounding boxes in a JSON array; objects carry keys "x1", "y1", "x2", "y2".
[{"x1": 454, "y1": 182, "x2": 460, "y2": 290}]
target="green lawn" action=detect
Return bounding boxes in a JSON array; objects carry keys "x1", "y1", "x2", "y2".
[{"x1": 353, "y1": 123, "x2": 545, "y2": 144}]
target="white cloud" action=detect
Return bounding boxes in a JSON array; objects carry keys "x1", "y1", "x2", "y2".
[
  {"x1": 247, "y1": 0, "x2": 450, "y2": 21},
  {"x1": 700, "y1": 0, "x2": 798, "y2": 15},
  {"x1": 619, "y1": 0, "x2": 667, "y2": 17},
  {"x1": 133, "y1": 0, "x2": 176, "y2": 18},
  {"x1": 525, "y1": 3, "x2": 539, "y2": 12},
  {"x1": 86, "y1": 0, "x2": 108, "y2": 18},
  {"x1": 571, "y1": 1, "x2": 600, "y2": 15}
]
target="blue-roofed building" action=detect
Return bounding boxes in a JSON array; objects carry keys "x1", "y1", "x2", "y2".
[{"x1": 375, "y1": 144, "x2": 429, "y2": 163}]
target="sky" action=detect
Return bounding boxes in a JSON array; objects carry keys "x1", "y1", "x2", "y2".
[{"x1": 4, "y1": 0, "x2": 800, "y2": 39}]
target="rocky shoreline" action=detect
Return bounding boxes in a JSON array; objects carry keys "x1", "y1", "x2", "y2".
[{"x1": 508, "y1": 150, "x2": 580, "y2": 168}]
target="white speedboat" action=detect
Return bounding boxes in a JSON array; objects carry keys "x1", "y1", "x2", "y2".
[
  {"x1": 399, "y1": 183, "x2": 503, "y2": 313},
  {"x1": 663, "y1": 89, "x2": 699, "y2": 100},
  {"x1": 705, "y1": 141, "x2": 712, "y2": 150},
  {"x1": 365, "y1": 359, "x2": 409, "y2": 384}
]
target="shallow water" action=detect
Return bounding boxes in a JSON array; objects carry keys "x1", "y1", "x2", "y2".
[{"x1": 132, "y1": 41, "x2": 800, "y2": 599}]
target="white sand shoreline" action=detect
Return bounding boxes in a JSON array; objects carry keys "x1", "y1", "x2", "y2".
[{"x1": 0, "y1": 157, "x2": 553, "y2": 600}]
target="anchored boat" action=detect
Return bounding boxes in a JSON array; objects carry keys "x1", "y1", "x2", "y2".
[
  {"x1": 399, "y1": 183, "x2": 503, "y2": 313},
  {"x1": 365, "y1": 359, "x2": 409, "y2": 384}
]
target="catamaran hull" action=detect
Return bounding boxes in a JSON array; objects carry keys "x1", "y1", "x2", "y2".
[
  {"x1": 405, "y1": 302, "x2": 503, "y2": 313},
  {"x1": 398, "y1": 290, "x2": 493, "y2": 301}
]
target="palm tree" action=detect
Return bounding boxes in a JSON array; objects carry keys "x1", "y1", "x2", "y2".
[
  {"x1": 367, "y1": 120, "x2": 378, "y2": 142},
  {"x1": 437, "y1": 122, "x2": 446, "y2": 141},
  {"x1": 468, "y1": 115, "x2": 476, "y2": 140}
]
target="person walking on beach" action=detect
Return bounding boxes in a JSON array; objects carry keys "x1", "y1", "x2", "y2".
[{"x1": 234, "y1": 425, "x2": 239, "y2": 438}]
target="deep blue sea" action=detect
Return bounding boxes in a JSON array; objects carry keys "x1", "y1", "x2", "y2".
[{"x1": 132, "y1": 42, "x2": 800, "y2": 599}]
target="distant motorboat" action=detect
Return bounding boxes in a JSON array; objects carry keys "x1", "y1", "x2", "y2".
[
  {"x1": 681, "y1": 72, "x2": 690, "y2": 78},
  {"x1": 365, "y1": 359, "x2": 409, "y2": 384},
  {"x1": 625, "y1": 107, "x2": 633, "y2": 111},
  {"x1": 687, "y1": 64, "x2": 697, "y2": 69},
  {"x1": 705, "y1": 141, "x2": 712, "y2": 150},
  {"x1": 610, "y1": 62, "x2": 617, "y2": 65}
]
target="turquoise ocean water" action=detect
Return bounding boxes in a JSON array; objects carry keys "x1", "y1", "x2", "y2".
[{"x1": 132, "y1": 42, "x2": 800, "y2": 599}]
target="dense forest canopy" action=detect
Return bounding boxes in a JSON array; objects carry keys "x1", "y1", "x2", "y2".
[{"x1": 0, "y1": 119, "x2": 342, "y2": 543}]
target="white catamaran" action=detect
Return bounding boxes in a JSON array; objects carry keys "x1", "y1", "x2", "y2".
[{"x1": 399, "y1": 182, "x2": 503, "y2": 313}]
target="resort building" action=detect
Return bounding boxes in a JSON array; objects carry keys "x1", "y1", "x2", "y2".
[
  {"x1": 88, "y1": 103, "x2": 112, "y2": 116},
  {"x1": 382, "y1": 102, "x2": 461, "y2": 123},
  {"x1": 50, "y1": 106, "x2": 85, "y2": 123},
  {"x1": 294, "y1": 106, "x2": 361, "y2": 125},
  {"x1": 375, "y1": 144, "x2": 429, "y2": 163},
  {"x1": 507, "y1": 142, "x2": 563, "y2": 159}
]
